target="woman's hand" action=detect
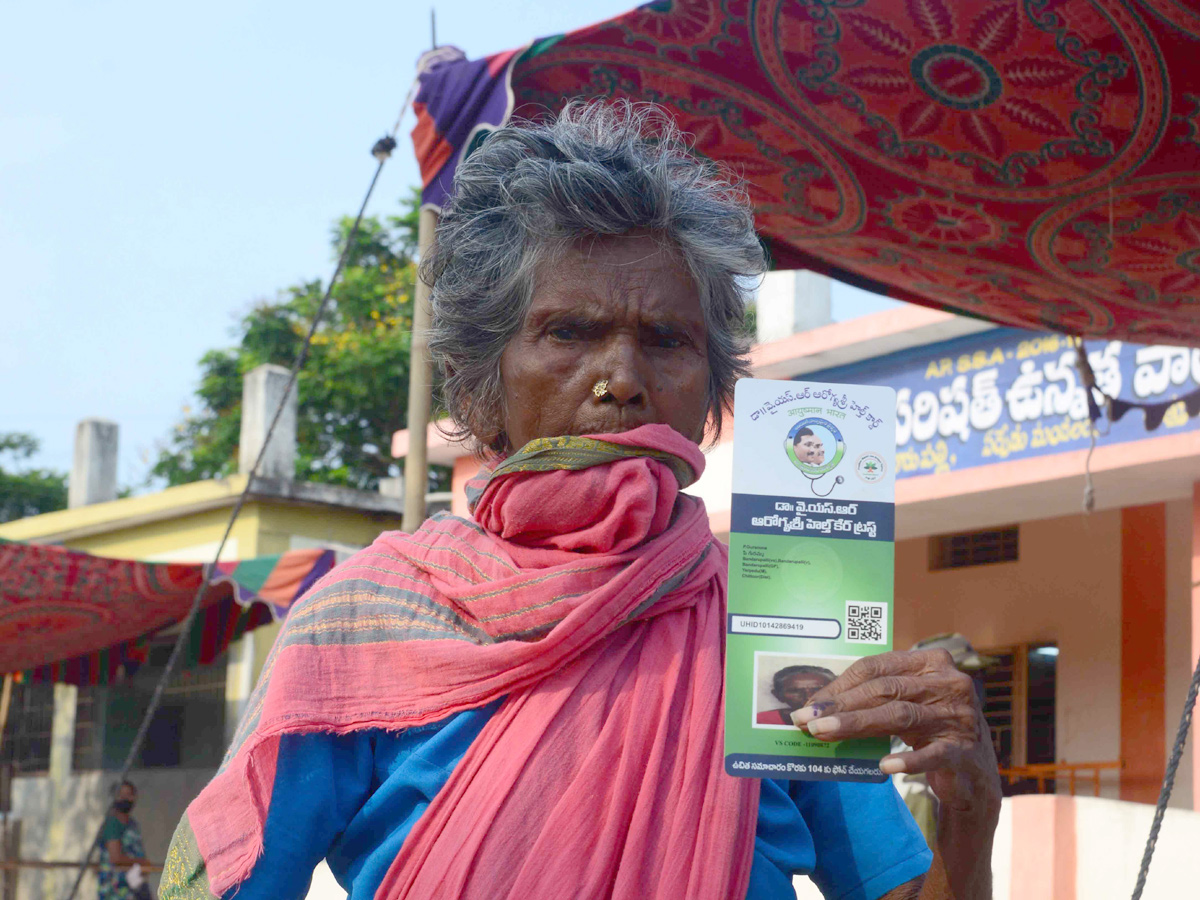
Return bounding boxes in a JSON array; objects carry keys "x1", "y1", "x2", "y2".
[{"x1": 791, "y1": 649, "x2": 1002, "y2": 899}]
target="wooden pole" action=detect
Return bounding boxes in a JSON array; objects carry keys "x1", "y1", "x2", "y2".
[
  {"x1": 0, "y1": 675, "x2": 12, "y2": 900},
  {"x1": 0, "y1": 676, "x2": 12, "y2": 760},
  {"x1": 402, "y1": 207, "x2": 440, "y2": 532}
]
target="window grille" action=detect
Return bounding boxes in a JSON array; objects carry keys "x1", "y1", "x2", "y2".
[
  {"x1": 106, "y1": 638, "x2": 228, "y2": 769},
  {"x1": 980, "y1": 642, "x2": 1058, "y2": 796},
  {"x1": 1, "y1": 681, "x2": 55, "y2": 774},
  {"x1": 929, "y1": 525, "x2": 1018, "y2": 571},
  {"x1": 72, "y1": 685, "x2": 107, "y2": 771}
]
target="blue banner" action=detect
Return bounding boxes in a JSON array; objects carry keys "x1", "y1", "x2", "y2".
[
  {"x1": 731, "y1": 495, "x2": 894, "y2": 541},
  {"x1": 807, "y1": 330, "x2": 1200, "y2": 478}
]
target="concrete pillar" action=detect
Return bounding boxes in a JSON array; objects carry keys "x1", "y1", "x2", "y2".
[
  {"x1": 754, "y1": 270, "x2": 832, "y2": 344},
  {"x1": 1120, "y1": 503, "x2": 1167, "y2": 804},
  {"x1": 378, "y1": 476, "x2": 405, "y2": 503},
  {"x1": 223, "y1": 633, "x2": 256, "y2": 748},
  {"x1": 238, "y1": 364, "x2": 297, "y2": 480},
  {"x1": 43, "y1": 683, "x2": 77, "y2": 900},
  {"x1": 68, "y1": 419, "x2": 118, "y2": 508}
]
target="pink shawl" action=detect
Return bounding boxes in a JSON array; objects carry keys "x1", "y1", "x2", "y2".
[{"x1": 181, "y1": 424, "x2": 760, "y2": 899}]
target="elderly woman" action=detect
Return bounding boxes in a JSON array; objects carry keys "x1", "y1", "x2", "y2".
[{"x1": 162, "y1": 103, "x2": 999, "y2": 900}]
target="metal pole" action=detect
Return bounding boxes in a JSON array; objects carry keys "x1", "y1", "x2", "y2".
[{"x1": 402, "y1": 206, "x2": 439, "y2": 532}]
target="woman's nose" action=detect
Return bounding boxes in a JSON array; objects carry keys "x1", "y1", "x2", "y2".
[{"x1": 598, "y1": 338, "x2": 647, "y2": 408}]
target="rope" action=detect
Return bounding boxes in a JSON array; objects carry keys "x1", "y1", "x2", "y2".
[
  {"x1": 63, "y1": 136, "x2": 398, "y2": 900},
  {"x1": 1082, "y1": 425, "x2": 1096, "y2": 514},
  {"x1": 1069, "y1": 330, "x2": 1198, "y2": 894},
  {"x1": 1131, "y1": 649, "x2": 1200, "y2": 899}
]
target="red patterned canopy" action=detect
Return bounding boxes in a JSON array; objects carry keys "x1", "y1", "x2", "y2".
[
  {"x1": 0, "y1": 541, "x2": 335, "y2": 684},
  {"x1": 413, "y1": 0, "x2": 1200, "y2": 344}
]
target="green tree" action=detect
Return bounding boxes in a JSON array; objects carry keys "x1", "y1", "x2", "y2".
[
  {"x1": 151, "y1": 193, "x2": 445, "y2": 491},
  {"x1": 0, "y1": 433, "x2": 68, "y2": 523}
]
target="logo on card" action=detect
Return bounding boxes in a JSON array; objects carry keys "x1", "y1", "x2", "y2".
[
  {"x1": 784, "y1": 418, "x2": 845, "y2": 476},
  {"x1": 854, "y1": 452, "x2": 886, "y2": 484}
]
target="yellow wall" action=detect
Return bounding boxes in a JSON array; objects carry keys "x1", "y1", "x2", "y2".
[
  {"x1": 0, "y1": 475, "x2": 249, "y2": 545},
  {"x1": 253, "y1": 502, "x2": 402, "y2": 555},
  {"x1": 63, "y1": 505, "x2": 261, "y2": 560}
]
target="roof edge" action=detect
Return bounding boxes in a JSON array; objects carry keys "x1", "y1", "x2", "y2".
[{"x1": 0, "y1": 475, "x2": 404, "y2": 545}]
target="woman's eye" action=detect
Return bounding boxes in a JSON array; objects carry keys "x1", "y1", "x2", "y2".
[
  {"x1": 549, "y1": 325, "x2": 579, "y2": 340},
  {"x1": 651, "y1": 330, "x2": 684, "y2": 349}
]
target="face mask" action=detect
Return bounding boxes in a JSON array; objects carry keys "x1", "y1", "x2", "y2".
[{"x1": 113, "y1": 799, "x2": 134, "y2": 814}]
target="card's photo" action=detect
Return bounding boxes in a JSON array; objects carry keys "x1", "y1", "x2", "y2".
[{"x1": 751, "y1": 652, "x2": 857, "y2": 730}]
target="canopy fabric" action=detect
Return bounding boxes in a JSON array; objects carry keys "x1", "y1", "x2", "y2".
[
  {"x1": 412, "y1": 0, "x2": 1200, "y2": 345},
  {"x1": 0, "y1": 541, "x2": 335, "y2": 684}
]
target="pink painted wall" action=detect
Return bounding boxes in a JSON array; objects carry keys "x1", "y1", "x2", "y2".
[
  {"x1": 894, "y1": 510, "x2": 1124, "y2": 798},
  {"x1": 1163, "y1": 498, "x2": 1193, "y2": 810},
  {"x1": 895, "y1": 503, "x2": 1197, "y2": 806}
]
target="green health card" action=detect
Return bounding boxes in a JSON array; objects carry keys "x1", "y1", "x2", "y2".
[{"x1": 724, "y1": 378, "x2": 896, "y2": 782}]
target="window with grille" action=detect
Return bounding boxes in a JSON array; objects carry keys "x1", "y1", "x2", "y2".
[
  {"x1": 1, "y1": 681, "x2": 55, "y2": 774},
  {"x1": 980, "y1": 642, "x2": 1057, "y2": 796},
  {"x1": 72, "y1": 685, "x2": 107, "y2": 771},
  {"x1": 73, "y1": 638, "x2": 230, "y2": 771},
  {"x1": 929, "y1": 525, "x2": 1019, "y2": 571}
]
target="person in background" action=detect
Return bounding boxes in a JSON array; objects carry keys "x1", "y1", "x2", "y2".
[
  {"x1": 97, "y1": 780, "x2": 153, "y2": 900},
  {"x1": 890, "y1": 634, "x2": 998, "y2": 847},
  {"x1": 757, "y1": 665, "x2": 836, "y2": 725}
]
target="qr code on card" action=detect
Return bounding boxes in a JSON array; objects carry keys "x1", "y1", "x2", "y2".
[{"x1": 845, "y1": 602, "x2": 887, "y2": 644}]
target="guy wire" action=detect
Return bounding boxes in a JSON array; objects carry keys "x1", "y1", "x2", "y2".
[
  {"x1": 1131, "y1": 650, "x2": 1200, "y2": 899},
  {"x1": 63, "y1": 137, "x2": 397, "y2": 900}
]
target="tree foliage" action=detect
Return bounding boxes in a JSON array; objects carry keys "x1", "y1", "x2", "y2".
[
  {"x1": 151, "y1": 193, "x2": 444, "y2": 491},
  {"x1": 0, "y1": 433, "x2": 68, "y2": 523}
]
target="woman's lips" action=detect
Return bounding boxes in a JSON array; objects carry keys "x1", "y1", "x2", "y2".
[{"x1": 571, "y1": 416, "x2": 661, "y2": 436}]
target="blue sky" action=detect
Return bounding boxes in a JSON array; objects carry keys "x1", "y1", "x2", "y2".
[{"x1": 2, "y1": 0, "x2": 894, "y2": 488}]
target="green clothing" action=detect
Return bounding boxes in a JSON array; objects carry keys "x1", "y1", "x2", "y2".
[{"x1": 97, "y1": 814, "x2": 145, "y2": 900}]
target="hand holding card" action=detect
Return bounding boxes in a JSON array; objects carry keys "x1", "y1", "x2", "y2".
[{"x1": 724, "y1": 379, "x2": 896, "y2": 782}]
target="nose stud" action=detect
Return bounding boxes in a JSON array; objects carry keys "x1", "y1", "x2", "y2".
[{"x1": 592, "y1": 379, "x2": 611, "y2": 399}]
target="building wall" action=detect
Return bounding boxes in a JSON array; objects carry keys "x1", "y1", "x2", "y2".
[
  {"x1": 894, "y1": 510, "x2": 1125, "y2": 798},
  {"x1": 1164, "y1": 497, "x2": 1194, "y2": 810},
  {"x1": 990, "y1": 794, "x2": 1200, "y2": 899},
  {"x1": 9, "y1": 767, "x2": 215, "y2": 900},
  {"x1": 61, "y1": 505, "x2": 259, "y2": 561},
  {"x1": 894, "y1": 503, "x2": 1197, "y2": 806},
  {"x1": 253, "y1": 502, "x2": 402, "y2": 556}
]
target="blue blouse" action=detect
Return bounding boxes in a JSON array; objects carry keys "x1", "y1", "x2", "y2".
[{"x1": 225, "y1": 699, "x2": 930, "y2": 900}]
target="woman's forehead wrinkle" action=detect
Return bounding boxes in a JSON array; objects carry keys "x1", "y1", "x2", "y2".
[{"x1": 535, "y1": 242, "x2": 703, "y2": 330}]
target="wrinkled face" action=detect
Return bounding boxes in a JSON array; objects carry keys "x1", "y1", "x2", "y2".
[
  {"x1": 795, "y1": 434, "x2": 825, "y2": 466},
  {"x1": 498, "y1": 233, "x2": 711, "y2": 451},
  {"x1": 774, "y1": 674, "x2": 830, "y2": 710}
]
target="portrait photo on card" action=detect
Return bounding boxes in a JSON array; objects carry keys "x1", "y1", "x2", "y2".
[{"x1": 752, "y1": 652, "x2": 856, "y2": 730}]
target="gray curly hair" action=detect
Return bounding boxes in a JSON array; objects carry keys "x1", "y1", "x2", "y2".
[{"x1": 424, "y1": 100, "x2": 766, "y2": 454}]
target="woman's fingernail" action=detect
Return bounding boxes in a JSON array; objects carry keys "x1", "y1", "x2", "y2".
[
  {"x1": 879, "y1": 757, "x2": 905, "y2": 775},
  {"x1": 806, "y1": 716, "x2": 840, "y2": 736},
  {"x1": 792, "y1": 703, "x2": 831, "y2": 725}
]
